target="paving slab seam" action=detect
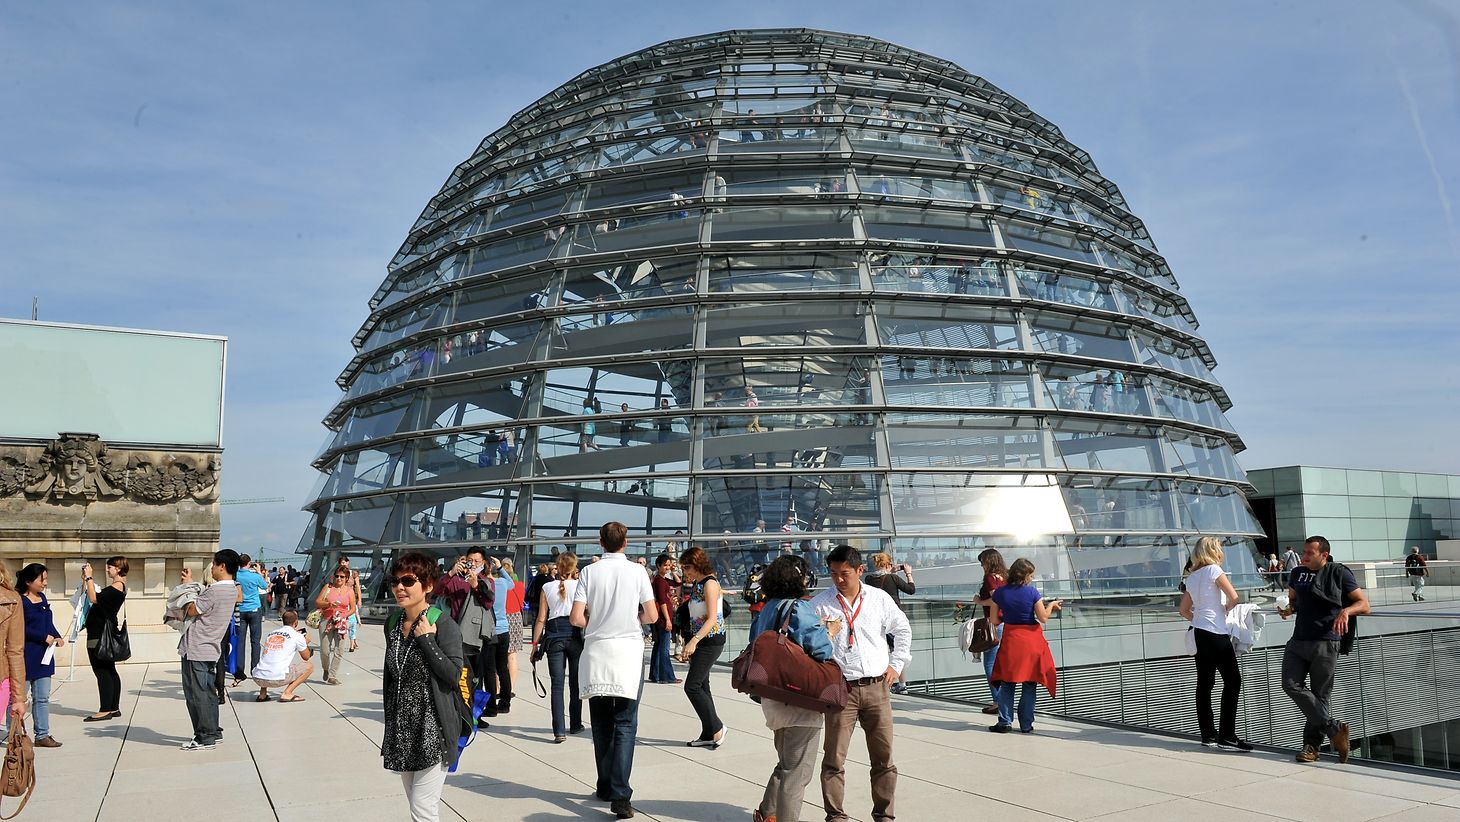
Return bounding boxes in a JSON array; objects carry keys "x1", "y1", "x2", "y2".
[
  {"x1": 222, "y1": 675, "x2": 282, "y2": 822},
  {"x1": 93, "y1": 663, "x2": 148, "y2": 822}
]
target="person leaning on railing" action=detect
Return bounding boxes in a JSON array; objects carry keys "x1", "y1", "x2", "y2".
[{"x1": 1277, "y1": 535, "x2": 1370, "y2": 764}]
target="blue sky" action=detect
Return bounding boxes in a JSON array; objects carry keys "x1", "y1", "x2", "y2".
[{"x1": 3, "y1": 1, "x2": 1458, "y2": 559}]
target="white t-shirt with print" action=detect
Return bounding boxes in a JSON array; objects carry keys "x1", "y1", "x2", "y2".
[{"x1": 252, "y1": 625, "x2": 307, "y2": 680}]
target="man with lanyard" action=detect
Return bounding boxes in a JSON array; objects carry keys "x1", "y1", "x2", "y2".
[
  {"x1": 810, "y1": 544, "x2": 912, "y2": 822},
  {"x1": 1277, "y1": 535, "x2": 1370, "y2": 764}
]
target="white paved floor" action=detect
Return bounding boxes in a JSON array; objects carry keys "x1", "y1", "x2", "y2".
[{"x1": 22, "y1": 620, "x2": 1460, "y2": 821}]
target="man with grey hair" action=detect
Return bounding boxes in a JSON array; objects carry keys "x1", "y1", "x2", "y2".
[{"x1": 1404, "y1": 546, "x2": 1428, "y2": 602}]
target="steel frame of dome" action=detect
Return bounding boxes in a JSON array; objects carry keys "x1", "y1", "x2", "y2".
[{"x1": 298, "y1": 28, "x2": 1265, "y2": 589}]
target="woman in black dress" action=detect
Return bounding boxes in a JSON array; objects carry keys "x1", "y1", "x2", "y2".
[
  {"x1": 82, "y1": 556, "x2": 128, "y2": 722},
  {"x1": 382, "y1": 551, "x2": 467, "y2": 822}
]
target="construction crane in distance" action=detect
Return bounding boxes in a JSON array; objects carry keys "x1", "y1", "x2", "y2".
[{"x1": 220, "y1": 497, "x2": 287, "y2": 505}]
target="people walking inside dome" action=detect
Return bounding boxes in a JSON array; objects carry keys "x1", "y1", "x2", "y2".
[
  {"x1": 988, "y1": 558, "x2": 1059, "y2": 734},
  {"x1": 1278, "y1": 536, "x2": 1370, "y2": 763},
  {"x1": 811, "y1": 544, "x2": 911, "y2": 822},
  {"x1": 381, "y1": 551, "x2": 470, "y2": 822},
  {"x1": 1179, "y1": 537, "x2": 1251, "y2": 751},
  {"x1": 533, "y1": 552, "x2": 584, "y2": 741},
  {"x1": 752, "y1": 555, "x2": 834, "y2": 822},
  {"x1": 680, "y1": 546, "x2": 729, "y2": 748},
  {"x1": 571, "y1": 521, "x2": 657, "y2": 819}
]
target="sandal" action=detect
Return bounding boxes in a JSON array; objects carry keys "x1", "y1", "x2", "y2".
[
  {"x1": 255, "y1": 694, "x2": 271, "y2": 703},
  {"x1": 279, "y1": 695, "x2": 306, "y2": 703}
]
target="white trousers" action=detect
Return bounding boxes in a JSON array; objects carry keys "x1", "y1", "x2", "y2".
[{"x1": 400, "y1": 763, "x2": 449, "y2": 821}]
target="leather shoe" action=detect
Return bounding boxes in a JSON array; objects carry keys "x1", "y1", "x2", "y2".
[
  {"x1": 1328, "y1": 722, "x2": 1351, "y2": 764},
  {"x1": 1295, "y1": 746, "x2": 1320, "y2": 763},
  {"x1": 34, "y1": 736, "x2": 61, "y2": 748},
  {"x1": 981, "y1": 705, "x2": 1000, "y2": 715},
  {"x1": 83, "y1": 713, "x2": 113, "y2": 723},
  {"x1": 611, "y1": 799, "x2": 635, "y2": 819}
]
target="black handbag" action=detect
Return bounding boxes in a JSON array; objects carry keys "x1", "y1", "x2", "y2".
[{"x1": 96, "y1": 603, "x2": 131, "y2": 663}]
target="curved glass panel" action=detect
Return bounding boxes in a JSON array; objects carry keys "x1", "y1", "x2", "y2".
[{"x1": 306, "y1": 30, "x2": 1258, "y2": 591}]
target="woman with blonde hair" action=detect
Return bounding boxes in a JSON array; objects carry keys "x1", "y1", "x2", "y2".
[
  {"x1": 533, "y1": 552, "x2": 584, "y2": 742},
  {"x1": 863, "y1": 552, "x2": 915, "y2": 694},
  {"x1": 1179, "y1": 537, "x2": 1250, "y2": 750}
]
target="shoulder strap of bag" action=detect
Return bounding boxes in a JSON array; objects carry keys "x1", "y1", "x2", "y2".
[{"x1": 776, "y1": 601, "x2": 794, "y2": 634}]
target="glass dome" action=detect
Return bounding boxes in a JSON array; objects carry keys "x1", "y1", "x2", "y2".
[{"x1": 299, "y1": 28, "x2": 1264, "y2": 592}]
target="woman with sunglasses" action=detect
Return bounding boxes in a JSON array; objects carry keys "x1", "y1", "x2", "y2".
[
  {"x1": 381, "y1": 552, "x2": 467, "y2": 822},
  {"x1": 314, "y1": 567, "x2": 356, "y2": 685}
]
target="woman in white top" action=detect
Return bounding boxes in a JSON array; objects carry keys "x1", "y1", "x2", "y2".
[
  {"x1": 1178, "y1": 537, "x2": 1252, "y2": 751},
  {"x1": 533, "y1": 552, "x2": 584, "y2": 742}
]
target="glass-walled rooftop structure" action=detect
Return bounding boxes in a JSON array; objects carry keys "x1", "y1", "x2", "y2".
[
  {"x1": 299, "y1": 28, "x2": 1264, "y2": 589},
  {"x1": 1248, "y1": 466, "x2": 1460, "y2": 563}
]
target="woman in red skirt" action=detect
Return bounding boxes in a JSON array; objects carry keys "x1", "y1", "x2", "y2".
[{"x1": 988, "y1": 558, "x2": 1061, "y2": 733}]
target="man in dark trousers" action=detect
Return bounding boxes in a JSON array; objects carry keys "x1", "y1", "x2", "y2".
[{"x1": 1277, "y1": 535, "x2": 1370, "y2": 764}]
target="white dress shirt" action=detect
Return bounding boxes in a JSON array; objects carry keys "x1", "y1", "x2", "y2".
[{"x1": 809, "y1": 583, "x2": 912, "y2": 679}]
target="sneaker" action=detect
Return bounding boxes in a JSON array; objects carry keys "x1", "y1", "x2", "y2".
[
  {"x1": 1295, "y1": 746, "x2": 1320, "y2": 763},
  {"x1": 611, "y1": 799, "x2": 635, "y2": 819},
  {"x1": 1328, "y1": 722, "x2": 1351, "y2": 764},
  {"x1": 988, "y1": 724, "x2": 1011, "y2": 734},
  {"x1": 180, "y1": 740, "x2": 217, "y2": 751},
  {"x1": 1200, "y1": 737, "x2": 1218, "y2": 748},
  {"x1": 890, "y1": 682, "x2": 909, "y2": 695},
  {"x1": 1216, "y1": 738, "x2": 1254, "y2": 752}
]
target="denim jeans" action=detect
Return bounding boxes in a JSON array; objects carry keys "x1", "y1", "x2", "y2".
[
  {"x1": 982, "y1": 624, "x2": 1003, "y2": 702},
  {"x1": 182, "y1": 659, "x2": 221, "y2": 744},
  {"x1": 234, "y1": 609, "x2": 263, "y2": 679},
  {"x1": 996, "y1": 682, "x2": 1037, "y2": 732},
  {"x1": 648, "y1": 626, "x2": 674, "y2": 682},
  {"x1": 2, "y1": 678, "x2": 52, "y2": 740},
  {"x1": 589, "y1": 691, "x2": 641, "y2": 802},
  {"x1": 546, "y1": 631, "x2": 583, "y2": 736}
]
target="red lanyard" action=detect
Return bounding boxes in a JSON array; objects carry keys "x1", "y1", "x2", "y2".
[{"x1": 837, "y1": 592, "x2": 864, "y2": 648}]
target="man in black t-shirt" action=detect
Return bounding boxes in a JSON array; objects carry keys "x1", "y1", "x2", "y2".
[
  {"x1": 1405, "y1": 547, "x2": 1428, "y2": 601},
  {"x1": 1277, "y1": 535, "x2": 1370, "y2": 764}
]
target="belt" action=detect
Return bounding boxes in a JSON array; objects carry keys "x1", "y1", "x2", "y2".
[{"x1": 847, "y1": 676, "x2": 884, "y2": 686}]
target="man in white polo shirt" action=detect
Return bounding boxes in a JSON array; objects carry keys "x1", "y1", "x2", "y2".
[
  {"x1": 810, "y1": 544, "x2": 912, "y2": 822},
  {"x1": 251, "y1": 609, "x2": 314, "y2": 703},
  {"x1": 572, "y1": 521, "x2": 656, "y2": 820}
]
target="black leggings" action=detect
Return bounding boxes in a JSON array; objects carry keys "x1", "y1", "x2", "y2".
[
  {"x1": 685, "y1": 634, "x2": 726, "y2": 740},
  {"x1": 1194, "y1": 627, "x2": 1242, "y2": 740},
  {"x1": 88, "y1": 647, "x2": 122, "y2": 713},
  {"x1": 479, "y1": 633, "x2": 512, "y2": 710}
]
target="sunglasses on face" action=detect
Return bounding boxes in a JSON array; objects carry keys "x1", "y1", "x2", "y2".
[{"x1": 389, "y1": 575, "x2": 420, "y2": 588}]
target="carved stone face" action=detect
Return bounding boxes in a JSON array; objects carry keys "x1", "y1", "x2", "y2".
[{"x1": 62, "y1": 453, "x2": 88, "y2": 488}]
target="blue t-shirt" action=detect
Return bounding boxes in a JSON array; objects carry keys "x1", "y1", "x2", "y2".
[
  {"x1": 992, "y1": 584, "x2": 1042, "y2": 625},
  {"x1": 492, "y1": 574, "x2": 512, "y2": 634},
  {"x1": 236, "y1": 568, "x2": 270, "y2": 613}
]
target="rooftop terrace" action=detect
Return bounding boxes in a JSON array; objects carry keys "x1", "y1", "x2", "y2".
[{"x1": 28, "y1": 620, "x2": 1460, "y2": 821}]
